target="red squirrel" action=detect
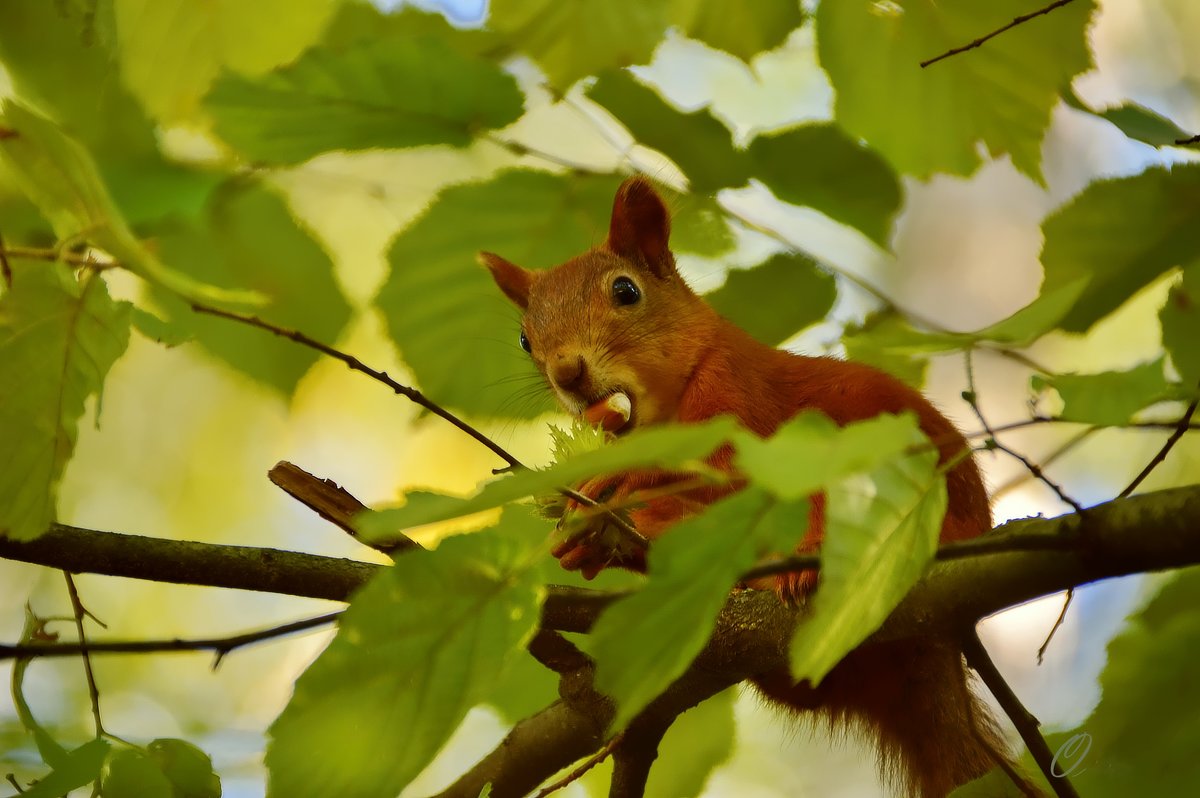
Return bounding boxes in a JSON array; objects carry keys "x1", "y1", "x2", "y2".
[{"x1": 482, "y1": 177, "x2": 1032, "y2": 798}]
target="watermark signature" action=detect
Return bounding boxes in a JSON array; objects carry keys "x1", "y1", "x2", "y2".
[{"x1": 1050, "y1": 732, "x2": 1092, "y2": 778}]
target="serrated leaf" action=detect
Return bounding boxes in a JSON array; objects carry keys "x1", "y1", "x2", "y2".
[
  {"x1": 839, "y1": 277, "x2": 1091, "y2": 360},
  {"x1": 488, "y1": 0, "x2": 671, "y2": 90},
  {"x1": 1064, "y1": 88, "x2": 1194, "y2": 148},
  {"x1": 1037, "y1": 569, "x2": 1200, "y2": 796},
  {"x1": 704, "y1": 253, "x2": 835, "y2": 345},
  {"x1": 147, "y1": 738, "x2": 221, "y2": 798},
  {"x1": 842, "y1": 314, "x2": 929, "y2": 388},
  {"x1": 0, "y1": 100, "x2": 259, "y2": 306},
  {"x1": 16, "y1": 739, "x2": 111, "y2": 798},
  {"x1": 1042, "y1": 164, "x2": 1200, "y2": 332},
  {"x1": 667, "y1": 192, "x2": 736, "y2": 257},
  {"x1": 206, "y1": 36, "x2": 524, "y2": 165},
  {"x1": 589, "y1": 491, "x2": 806, "y2": 729},
  {"x1": 322, "y1": 3, "x2": 500, "y2": 55},
  {"x1": 266, "y1": 516, "x2": 543, "y2": 798},
  {"x1": 1032, "y1": 358, "x2": 1175, "y2": 426},
  {"x1": 736, "y1": 412, "x2": 921, "y2": 501},
  {"x1": 789, "y1": 435, "x2": 946, "y2": 683},
  {"x1": 669, "y1": 0, "x2": 804, "y2": 62},
  {"x1": 114, "y1": 0, "x2": 340, "y2": 123},
  {"x1": 377, "y1": 170, "x2": 624, "y2": 419},
  {"x1": 818, "y1": 0, "x2": 1097, "y2": 182},
  {"x1": 1161, "y1": 266, "x2": 1200, "y2": 388},
  {"x1": 0, "y1": 263, "x2": 131, "y2": 540},
  {"x1": 149, "y1": 180, "x2": 352, "y2": 395},
  {"x1": 0, "y1": 1, "x2": 227, "y2": 226},
  {"x1": 587, "y1": 71, "x2": 748, "y2": 193},
  {"x1": 360, "y1": 417, "x2": 742, "y2": 539},
  {"x1": 101, "y1": 749, "x2": 173, "y2": 798},
  {"x1": 747, "y1": 124, "x2": 901, "y2": 247}
]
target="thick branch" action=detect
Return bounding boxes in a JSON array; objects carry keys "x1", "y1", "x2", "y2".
[{"x1": 0, "y1": 523, "x2": 381, "y2": 602}]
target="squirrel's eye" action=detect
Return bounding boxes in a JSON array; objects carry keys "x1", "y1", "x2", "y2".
[
  {"x1": 519, "y1": 330, "x2": 532, "y2": 353},
  {"x1": 612, "y1": 276, "x2": 640, "y2": 306}
]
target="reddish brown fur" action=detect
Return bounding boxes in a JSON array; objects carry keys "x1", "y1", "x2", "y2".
[{"x1": 485, "y1": 177, "x2": 1034, "y2": 797}]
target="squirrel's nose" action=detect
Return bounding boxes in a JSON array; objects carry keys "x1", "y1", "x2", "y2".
[{"x1": 550, "y1": 354, "x2": 588, "y2": 392}]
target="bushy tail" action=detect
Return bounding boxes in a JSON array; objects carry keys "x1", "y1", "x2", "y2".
[{"x1": 753, "y1": 638, "x2": 1043, "y2": 798}]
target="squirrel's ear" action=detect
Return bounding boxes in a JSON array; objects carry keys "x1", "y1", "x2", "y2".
[
  {"x1": 480, "y1": 251, "x2": 534, "y2": 310},
  {"x1": 607, "y1": 177, "x2": 674, "y2": 278}
]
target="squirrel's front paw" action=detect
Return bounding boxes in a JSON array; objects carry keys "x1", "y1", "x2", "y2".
[{"x1": 553, "y1": 476, "x2": 645, "y2": 578}]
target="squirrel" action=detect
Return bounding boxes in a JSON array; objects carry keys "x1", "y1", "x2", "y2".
[{"x1": 482, "y1": 176, "x2": 1036, "y2": 798}]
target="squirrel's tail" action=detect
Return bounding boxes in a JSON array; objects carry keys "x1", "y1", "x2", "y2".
[{"x1": 752, "y1": 638, "x2": 1043, "y2": 797}]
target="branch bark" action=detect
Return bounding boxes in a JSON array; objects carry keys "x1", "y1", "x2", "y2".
[{"x1": 3, "y1": 486, "x2": 1200, "y2": 796}]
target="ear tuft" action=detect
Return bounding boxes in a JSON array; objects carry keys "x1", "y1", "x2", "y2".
[
  {"x1": 479, "y1": 251, "x2": 534, "y2": 310},
  {"x1": 606, "y1": 177, "x2": 674, "y2": 277}
]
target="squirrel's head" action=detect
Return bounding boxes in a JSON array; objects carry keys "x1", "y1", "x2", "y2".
[{"x1": 482, "y1": 176, "x2": 711, "y2": 434}]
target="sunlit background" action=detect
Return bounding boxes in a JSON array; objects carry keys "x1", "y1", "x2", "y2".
[{"x1": 2, "y1": 0, "x2": 1199, "y2": 795}]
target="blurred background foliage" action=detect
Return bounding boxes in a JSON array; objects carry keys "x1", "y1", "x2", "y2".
[{"x1": 1, "y1": 0, "x2": 1199, "y2": 795}]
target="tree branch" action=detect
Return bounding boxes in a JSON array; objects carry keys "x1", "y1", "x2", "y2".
[
  {"x1": 920, "y1": 0, "x2": 1080, "y2": 68},
  {"x1": 0, "y1": 612, "x2": 341, "y2": 664}
]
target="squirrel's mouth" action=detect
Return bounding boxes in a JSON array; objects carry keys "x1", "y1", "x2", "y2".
[{"x1": 582, "y1": 390, "x2": 634, "y2": 435}]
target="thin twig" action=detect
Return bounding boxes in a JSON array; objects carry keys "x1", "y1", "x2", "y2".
[
  {"x1": 190, "y1": 302, "x2": 522, "y2": 469},
  {"x1": 532, "y1": 733, "x2": 624, "y2": 798},
  {"x1": 1036, "y1": 590, "x2": 1074, "y2": 665},
  {"x1": 963, "y1": 633, "x2": 1081, "y2": 798},
  {"x1": 0, "y1": 233, "x2": 12, "y2": 288},
  {"x1": 62, "y1": 573, "x2": 106, "y2": 739},
  {"x1": 1175, "y1": 133, "x2": 1200, "y2": 146},
  {"x1": 991, "y1": 427, "x2": 1100, "y2": 501},
  {"x1": 0, "y1": 612, "x2": 341, "y2": 666},
  {"x1": 964, "y1": 351, "x2": 1087, "y2": 514},
  {"x1": 921, "y1": 0, "x2": 1080, "y2": 68},
  {"x1": 192, "y1": 304, "x2": 647, "y2": 549},
  {"x1": 1118, "y1": 398, "x2": 1199, "y2": 498}
]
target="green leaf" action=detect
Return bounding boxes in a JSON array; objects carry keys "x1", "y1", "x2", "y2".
[
  {"x1": 488, "y1": 0, "x2": 671, "y2": 90},
  {"x1": 0, "y1": 263, "x2": 131, "y2": 540},
  {"x1": 1038, "y1": 569, "x2": 1200, "y2": 796},
  {"x1": 1041, "y1": 164, "x2": 1200, "y2": 332},
  {"x1": 0, "y1": 100, "x2": 260, "y2": 305},
  {"x1": 16, "y1": 739, "x2": 111, "y2": 798},
  {"x1": 147, "y1": 738, "x2": 222, "y2": 798},
  {"x1": 736, "y1": 412, "x2": 921, "y2": 501},
  {"x1": 839, "y1": 277, "x2": 1091, "y2": 361},
  {"x1": 589, "y1": 491, "x2": 806, "y2": 729},
  {"x1": 0, "y1": 1, "x2": 224, "y2": 226},
  {"x1": 669, "y1": 0, "x2": 804, "y2": 62},
  {"x1": 377, "y1": 170, "x2": 624, "y2": 419},
  {"x1": 101, "y1": 748, "x2": 174, "y2": 798},
  {"x1": 322, "y1": 2, "x2": 500, "y2": 56},
  {"x1": 842, "y1": 314, "x2": 929, "y2": 388},
  {"x1": 704, "y1": 253, "x2": 835, "y2": 345},
  {"x1": 266, "y1": 515, "x2": 543, "y2": 798},
  {"x1": 149, "y1": 180, "x2": 353, "y2": 395},
  {"x1": 789, "y1": 434, "x2": 946, "y2": 683},
  {"x1": 1032, "y1": 358, "x2": 1175, "y2": 426},
  {"x1": 360, "y1": 417, "x2": 742, "y2": 538},
  {"x1": 587, "y1": 71, "x2": 748, "y2": 193},
  {"x1": 817, "y1": 0, "x2": 1097, "y2": 182},
  {"x1": 206, "y1": 36, "x2": 524, "y2": 165},
  {"x1": 667, "y1": 192, "x2": 736, "y2": 257},
  {"x1": 645, "y1": 688, "x2": 736, "y2": 798},
  {"x1": 1064, "y1": 88, "x2": 1194, "y2": 148},
  {"x1": 114, "y1": 0, "x2": 340, "y2": 123},
  {"x1": 1161, "y1": 266, "x2": 1200, "y2": 388},
  {"x1": 747, "y1": 124, "x2": 901, "y2": 247}
]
